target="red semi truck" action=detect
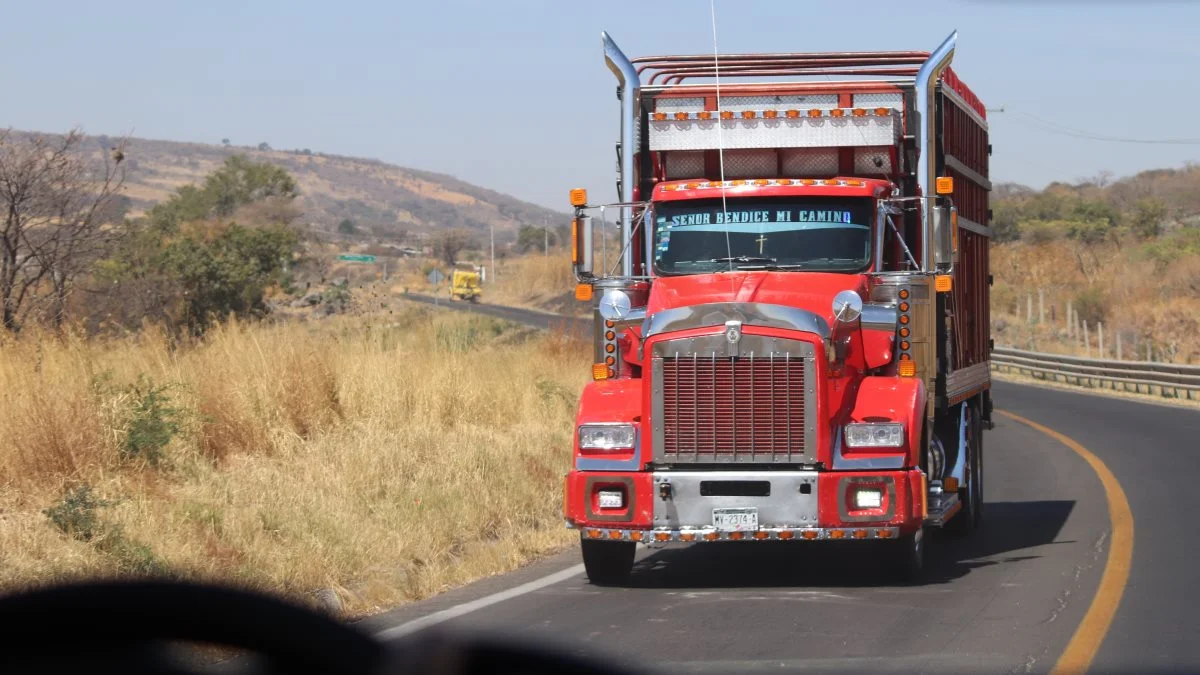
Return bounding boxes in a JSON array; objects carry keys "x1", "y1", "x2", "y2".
[{"x1": 563, "y1": 31, "x2": 993, "y2": 582}]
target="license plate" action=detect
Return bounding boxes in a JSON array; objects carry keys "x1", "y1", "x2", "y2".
[{"x1": 712, "y1": 507, "x2": 758, "y2": 532}]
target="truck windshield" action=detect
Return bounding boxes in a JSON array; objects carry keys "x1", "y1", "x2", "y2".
[{"x1": 652, "y1": 197, "x2": 873, "y2": 275}]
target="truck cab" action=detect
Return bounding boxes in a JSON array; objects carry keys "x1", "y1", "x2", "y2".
[{"x1": 563, "y1": 32, "x2": 992, "y2": 583}]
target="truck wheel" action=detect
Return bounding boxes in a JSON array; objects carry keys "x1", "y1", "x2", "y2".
[
  {"x1": 581, "y1": 538, "x2": 635, "y2": 585},
  {"x1": 946, "y1": 404, "x2": 981, "y2": 537},
  {"x1": 889, "y1": 528, "x2": 925, "y2": 582}
]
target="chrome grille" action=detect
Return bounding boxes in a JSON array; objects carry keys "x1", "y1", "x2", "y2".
[{"x1": 651, "y1": 334, "x2": 816, "y2": 464}]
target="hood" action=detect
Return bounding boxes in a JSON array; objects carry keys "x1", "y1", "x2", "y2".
[{"x1": 646, "y1": 272, "x2": 870, "y2": 328}]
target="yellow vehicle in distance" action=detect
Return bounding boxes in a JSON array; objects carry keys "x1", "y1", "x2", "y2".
[{"x1": 449, "y1": 267, "x2": 482, "y2": 303}]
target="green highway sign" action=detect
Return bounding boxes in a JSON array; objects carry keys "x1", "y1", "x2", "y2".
[{"x1": 338, "y1": 254, "x2": 376, "y2": 263}]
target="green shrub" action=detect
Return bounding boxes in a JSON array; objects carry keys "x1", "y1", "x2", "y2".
[
  {"x1": 123, "y1": 378, "x2": 182, "y2": 466},
  {"x1": 44, "y1": 484, "x2": 113, "y2": 542},
  {"x1": 1073, "y1": 287, "x2": 1109, "y2": 326}
]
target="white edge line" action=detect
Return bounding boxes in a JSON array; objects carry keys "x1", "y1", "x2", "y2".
[{"x1": 374, "y1": 564, "x2": 586, "y2": 641}]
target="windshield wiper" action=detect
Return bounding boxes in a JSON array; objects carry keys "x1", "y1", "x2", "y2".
[{"x1": 708, "y1": 256, "x2": 777, "y2": 265}]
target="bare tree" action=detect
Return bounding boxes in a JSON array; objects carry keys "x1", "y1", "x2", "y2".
[
  {"x1": 0, "y1": 129, "x2": 127, "y2": 331},
  {"x1": 432, "y1": 228, "x2": 473, "y2": 267}
]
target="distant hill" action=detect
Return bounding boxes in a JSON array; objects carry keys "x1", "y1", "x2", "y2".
[
  {"x1": 992, "y1": 163, "x2": 1200, "y2": 242},
  {"x1": 35, "y1": 132, "x2": 567, "y2": 244}
]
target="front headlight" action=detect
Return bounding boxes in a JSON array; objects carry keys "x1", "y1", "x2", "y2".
[
  {"x1": 844, "y1": 423, "x2": 905, "y2": 448},
  {"x1": 578, "y1": 423, "x2": 636, "y2": 451}
]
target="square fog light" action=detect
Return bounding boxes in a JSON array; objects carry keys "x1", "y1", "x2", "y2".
[
  {"x1": 854, "y1": 489, "x2": 883, "y2": 510},
  {"x1": 598, "y1": 489, "x2": 625, "y2": 509}
]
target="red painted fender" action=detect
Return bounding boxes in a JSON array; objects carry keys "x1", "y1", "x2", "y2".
[
  {"x1": 574, "y1": 378, "x2": 643, "y2": 464},
  {"x1": 845, "y1": 376, "x2": 926, "y2": 467}
]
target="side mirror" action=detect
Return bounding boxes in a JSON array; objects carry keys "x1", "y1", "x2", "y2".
[
  {"x1": 932, "y1": 203, "x2": 957, "y2": 272},
  {"x1": 829, "y1": 290, "x2": 863, "y2": 368},
  {"x1": 572, "y1": 214, "x2": 594, "y2": 279}
]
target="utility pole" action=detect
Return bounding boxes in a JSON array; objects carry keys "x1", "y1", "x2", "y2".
[
  {"x1": 544, "y1": 216, "x2": 549, "y2": 257},
  {"x1": 490, "y1": 223, "x2": 495, "y2": 283}
]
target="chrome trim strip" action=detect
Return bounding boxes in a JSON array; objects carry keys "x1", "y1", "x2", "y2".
[
  {"x1": 578, "y1": 526, "x2": 903, "y2": 542},
  {"x1": 946, "y1": 361, "x2": 991, "y2": 404},
  {"x1": 641, "y1": 302, "x2": 831, "y2": 346},
  {"x1": 944, "y1": 155, "x2": 993, "y2": 191},
  {"x1": 956, "y1": 215, "x2": 992, "y2": 238},
  {"x1": 861, "y1": 303, "x2": 898, "y2": 331}
]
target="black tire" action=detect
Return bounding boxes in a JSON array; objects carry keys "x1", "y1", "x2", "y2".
[
  {"x1": 889, "y1": 528, "x2": 925, "y2": 582},
  {"x1": 945, "y1": 403, "x2": 981, "y2": 537},
  {"x1": 581, "y1": 538, "x2": 635, "y2": 585}
]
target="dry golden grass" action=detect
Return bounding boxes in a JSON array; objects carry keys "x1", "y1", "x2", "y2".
[
  {"x1": 0, "y1": 309, "x2": 588, "y2": 616},
  {"x1": 487, "y1": 253, "x2": 584, "y2": 316},
  {"x1": 991, "y1": 240, "x2": 1200, "y2": 364}
]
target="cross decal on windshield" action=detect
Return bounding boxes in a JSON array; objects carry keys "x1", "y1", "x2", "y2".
[{"x1": 755, "y1": 234, "x2": 768, "y2": 255}]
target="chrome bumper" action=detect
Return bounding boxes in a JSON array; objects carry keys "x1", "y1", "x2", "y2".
[{"x1": 653, "y1": 470, "x2": 819, "y2": 529}]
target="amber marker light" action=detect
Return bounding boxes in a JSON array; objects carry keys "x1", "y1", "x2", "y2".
[
  {"x1": 592, "y1": 364, "x2": 609, "y2": 380},
  {"x1": 569, "y1": 188, "x2": 588, "y2": 207},
  {"x1": 575, "y1": 283, "x2": 593, "y2": 302}
]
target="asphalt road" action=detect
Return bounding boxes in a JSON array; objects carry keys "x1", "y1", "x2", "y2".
[{"x1": 371, "y1": 295, "x2": 1200, "y2": 674}]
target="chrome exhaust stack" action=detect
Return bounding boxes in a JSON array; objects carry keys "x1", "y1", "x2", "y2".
[
  {"x1": 602, "y1": 31, "x2": 640, "y2": 278},
  {"x1": 914, "y1": 31, "x2": 956, "y2": 272}
]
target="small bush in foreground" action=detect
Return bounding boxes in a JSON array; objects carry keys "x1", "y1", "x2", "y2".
[{"x1": 44, "y1": 484, "x2": 112, "y2": 542}]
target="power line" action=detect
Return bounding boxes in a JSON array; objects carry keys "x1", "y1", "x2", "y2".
[{"x1": 1000, "y1": 109, "x2": 1200, "y2": 145}]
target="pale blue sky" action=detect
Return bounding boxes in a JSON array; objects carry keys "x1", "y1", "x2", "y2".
[{"x1": 2, "y1": 1, "x2": 1197, "y2": 209}]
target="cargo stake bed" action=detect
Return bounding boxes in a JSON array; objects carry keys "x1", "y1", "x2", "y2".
[{"x1": 563, "y1": 30, "x2": 991, "y2": 584}]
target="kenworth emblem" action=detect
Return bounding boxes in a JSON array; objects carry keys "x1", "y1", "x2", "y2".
[{"x1": 725, "y1": 320, "x2": 742, "y2": 357}]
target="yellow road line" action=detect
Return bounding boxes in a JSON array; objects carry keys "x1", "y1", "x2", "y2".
[{"x1": 997, "y1": 410, "x2": 1135, "y2": 675}]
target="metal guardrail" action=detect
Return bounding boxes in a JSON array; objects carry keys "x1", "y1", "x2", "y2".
[{"x1": 991, "y1": 346, "x2": 1200, "y2": 401}]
